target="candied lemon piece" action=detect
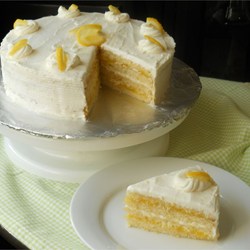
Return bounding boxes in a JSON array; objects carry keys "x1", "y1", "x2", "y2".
[
  {"x1": 56, "y1": 46, "x2": 68, "y2": 72},
  {"x1": 186, "y1": 171, "x2": 214, "y2": 183},
  {"x1": 68, "y1": 3, "x2": 78, "y2": 11},
  {"x1": 76, "y1": 24, "x2": 105, "y2": 46},
  {"x1": 146, "y1": 17, "x2": 164, "y2": 34},
  {"x1": 9, "y1": 39, "x2": 28, "y2": 56},
  {"x1": 78, "y1": 33, "x2": 106, "y2": 47},
  {"x1": 13, "y1": 19, "x2": 28, "y2": 28},
  {"x1": 144, "y1": 35, "x2": 165, "y2": 51},
  {"x1": 108, "y1": 5, "x2": 121, "y2": 15}
]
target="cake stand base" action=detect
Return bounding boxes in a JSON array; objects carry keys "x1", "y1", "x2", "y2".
[{"x1": 4, "y1": 133, "x2": 169, "y2": 183}]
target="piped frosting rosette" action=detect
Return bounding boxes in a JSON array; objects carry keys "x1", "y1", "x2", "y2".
[
  {"x1": 173, "y1": 166, "x2": 215, "y2": 192},
  {"x1": 139, "y1": 17, "x2": 175, "y2": 54},
  {"x1": 46, "y1": 46, "x2": 81, "y2": 72},
  {"x1": 8, "y1": 39, "x2": 33, "y2": 60},
  {"x1": 57, "y1": 4, "x2": 81, "y2": 19},
  {"x1": 104, "y1": 5, "x2": 130, "y2": 23},
  {"x1": 13, "y1": 19, "x2": 39, "y2": 36}
]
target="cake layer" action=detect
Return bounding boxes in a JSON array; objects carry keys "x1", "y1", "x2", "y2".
[
  {"x1": 125, "y1": 192, "x2": 219, "y2": 240},
  {"x1": 126, "y1": 213, "x2": 218, "y2": 241},
  {"x1": 125, "y1": 166, "x2": 220, "y2": 241},
  {"x1": 100, "y1": 49, "x2": 154, "y2": 103}
]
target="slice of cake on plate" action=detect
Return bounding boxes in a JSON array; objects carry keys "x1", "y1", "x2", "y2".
[{"x1": 124, "y1": 166, "x2": 220, "y2": 241}]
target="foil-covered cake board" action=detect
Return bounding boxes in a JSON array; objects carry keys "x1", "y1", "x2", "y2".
[{"x1": 0, "y1": 58, "x2": 201, "y2": 182}]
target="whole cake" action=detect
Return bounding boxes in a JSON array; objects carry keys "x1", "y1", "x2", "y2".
[
  {"x1": 124, "y1": 166, "x2": 220, "y2": 241},
  {"x1": 0, "y1": 4, "x2": 175, "y2": 120}
]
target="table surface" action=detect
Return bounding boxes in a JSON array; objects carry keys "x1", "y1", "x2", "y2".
[{"x1": 0, "y1": 76, "x2": 250, "y2": 249}]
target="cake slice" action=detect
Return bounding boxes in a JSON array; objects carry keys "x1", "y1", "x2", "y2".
[{"x1": 124, "y1": 166, "x2": 220, "y2": 241}]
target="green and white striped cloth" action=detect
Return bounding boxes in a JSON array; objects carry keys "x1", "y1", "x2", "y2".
[{"x1": 0, "y1": 77, "x2": 249, "y2": 249}]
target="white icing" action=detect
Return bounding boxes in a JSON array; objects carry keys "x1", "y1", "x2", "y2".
[
  {"x1": 173, "y1": 166, "x2": 213, "y2": 192},
  {"x1": 139, "y1": 22, "x2": 176, "y2": 54},
  {"x1": 127, "y1": 166, "x2": 220, "y2": 219},
  {"x1": 46, "y1": 50, "x2": 82, "y2": 72},
  {"x1": 13, "y1": 20, "x2": 39, "y2": 36},
  {"x1": 104, "y1": 11, "x2": 130, "y2": 23},
  {"x1": 0, "y1": 11, "x2": 175, "y2": 119},
  {"x1": 57, "y1": 6, "x2": 80, "y2": 19},
  {"x1": 140, "y1": 23, "x2": 162, "y2": 37},
  {"x1": 8, "y1": 43, "x2": 33, "y2": 60},
  {"x1": 138, "y1": 39, "x2": 163, "y2": 54}
]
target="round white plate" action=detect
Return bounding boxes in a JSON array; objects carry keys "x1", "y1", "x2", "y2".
[{"x1": 70, "y1": 157, "x2": 250, "y2": 250}]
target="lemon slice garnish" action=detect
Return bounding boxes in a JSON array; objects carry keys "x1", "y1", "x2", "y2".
[
  {"x1": 68, "y1": 4, "x2": 78, "y2": 11},
  {"x1": 76, "y1": 24, "x2": 105, "y2": 46},
  {"x1": 70, "y1": 24, "x2": 102, "y2": 35},
  {"x1": 13, "y1": 19, "x2": 28, "y2": 28},
  {"x1": 9, "y1": 39, "x2": 28, "y2": 56},
  {"x1": 186, "y1": 171, "x2": 214, "y2": 183},
  {"x1": 78, "y1": 33, "x2": 106, "y2": 47},
  {"x1": 108, "y1": 5, "x2": 121, "y2": 15},
  {"x1": 146, "y1": 17, "x2": 164, "y2": 34},
  {"x1": 144, "y1": 35, "x2": 165, "y2": 51},
  {"x1": 56, "y1": 46, "x2": 68, "y2": 72}
]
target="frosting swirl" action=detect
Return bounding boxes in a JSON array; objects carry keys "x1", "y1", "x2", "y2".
[
  {"x1": 13, "y1": 20, "x2": 39, "y2": 36},
  {"x1": 104, "y1": 11, "x2": 130, "y2": 23},
  {"x1": 9, "y1": 43, "x2": 33, "y2": 60},
  {"x1": 139, "y1": 19, "x2": 176, "y2": 54},
  {"x1": 173, "y1": 167, "x2": 214, "y2": 192},
  {"x1": 57, "y1": 6, "x2": 80, "y2": 19},
  {"x1": 46, "y1": 49, "x2": 81, "y2": 71},
  {"x1": 138, "y1": 39, "x2": 164, "y2": 54},
  {"x1": 140, "y1": 23, "x2": 162, "y2": 37}
]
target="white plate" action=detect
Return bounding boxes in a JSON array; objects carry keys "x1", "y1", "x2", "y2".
[{"x1": 70, "y1": 157, "x2": 250, "y2": 250}]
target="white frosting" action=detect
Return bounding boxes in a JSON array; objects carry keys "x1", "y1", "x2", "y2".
[
  {"x1": 104, "y1": 11, "x2": 130, "y2": 23},
  {"x1": 127, "y1": 166, "x2": 220, "y2": 219},
  {"x1": 140, "y1": 23, "x2": 162, "y2": 37},
  {"x1": 138, "y1": 39, "x2": 164, "y2": 54},
  {"x1": 13, "y1": 20, "x2": 39, "y2": 36},
  {"x1": 139, "y1": 22, "x2": 176, "y2": 54},
  {"x1": 8, "y1": 43, "x2": 33, "y2": 60},
  {"x1": 0, "y1": 8, "x2": 175, "y2": 119},
  {"x1": 57, "y1": 6, "x2": 80, "y2": 19},
  {"x1": 46, "y1": 50, "x2": 82, "y2": 72},
  {"x1": 173, "y1": 166, "x2": 213, "y2": 192}
]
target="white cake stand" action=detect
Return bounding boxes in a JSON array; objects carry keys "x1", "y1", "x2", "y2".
[
  {"x1": 0, "y1": 59, "x2": 201, "y2": 183},
  {"x1": 1, "y1": 121, "x2": 182, "y2": 183}
]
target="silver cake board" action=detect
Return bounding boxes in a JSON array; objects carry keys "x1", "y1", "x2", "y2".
[{"x1": 0, "y1": 58, "x2": 201, "y2": 183}]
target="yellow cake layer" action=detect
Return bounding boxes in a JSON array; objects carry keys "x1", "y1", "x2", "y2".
[
  {"x1": 125, "y1": 192, "x2": 219, "y2": 241},
  {"x1": 101, "y1": 68, "x2": 153, "y2": 103},
  {"x1": 100, "y1": 49, "x2": 154, "y2": 103},
  {"x1": 126, "y1": 213, "x2": 218, "y2": 241}
]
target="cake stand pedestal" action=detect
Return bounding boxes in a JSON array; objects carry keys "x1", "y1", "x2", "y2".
[
  {"x1": 0, "y1": 58, "x2": 201, "y2": 183},
  {"x1": 3, "y1": 133, "x2": 169, "y2": 183}
]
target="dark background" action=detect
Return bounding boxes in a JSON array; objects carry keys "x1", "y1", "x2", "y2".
[
  {"x1": 0, "y1": 0, "x2": 250, "y2": 249},
  {"x1": 0, "y1": 0, "x2": 250, "y2": 83}
]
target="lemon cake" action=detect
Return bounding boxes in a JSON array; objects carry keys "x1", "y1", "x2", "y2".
[
  {"x1": 125, "y1": 166, "x2": 220, "y2": 241},
  {"x1": 0, "y1": 4, "x2": 175, "y2": 120}
]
